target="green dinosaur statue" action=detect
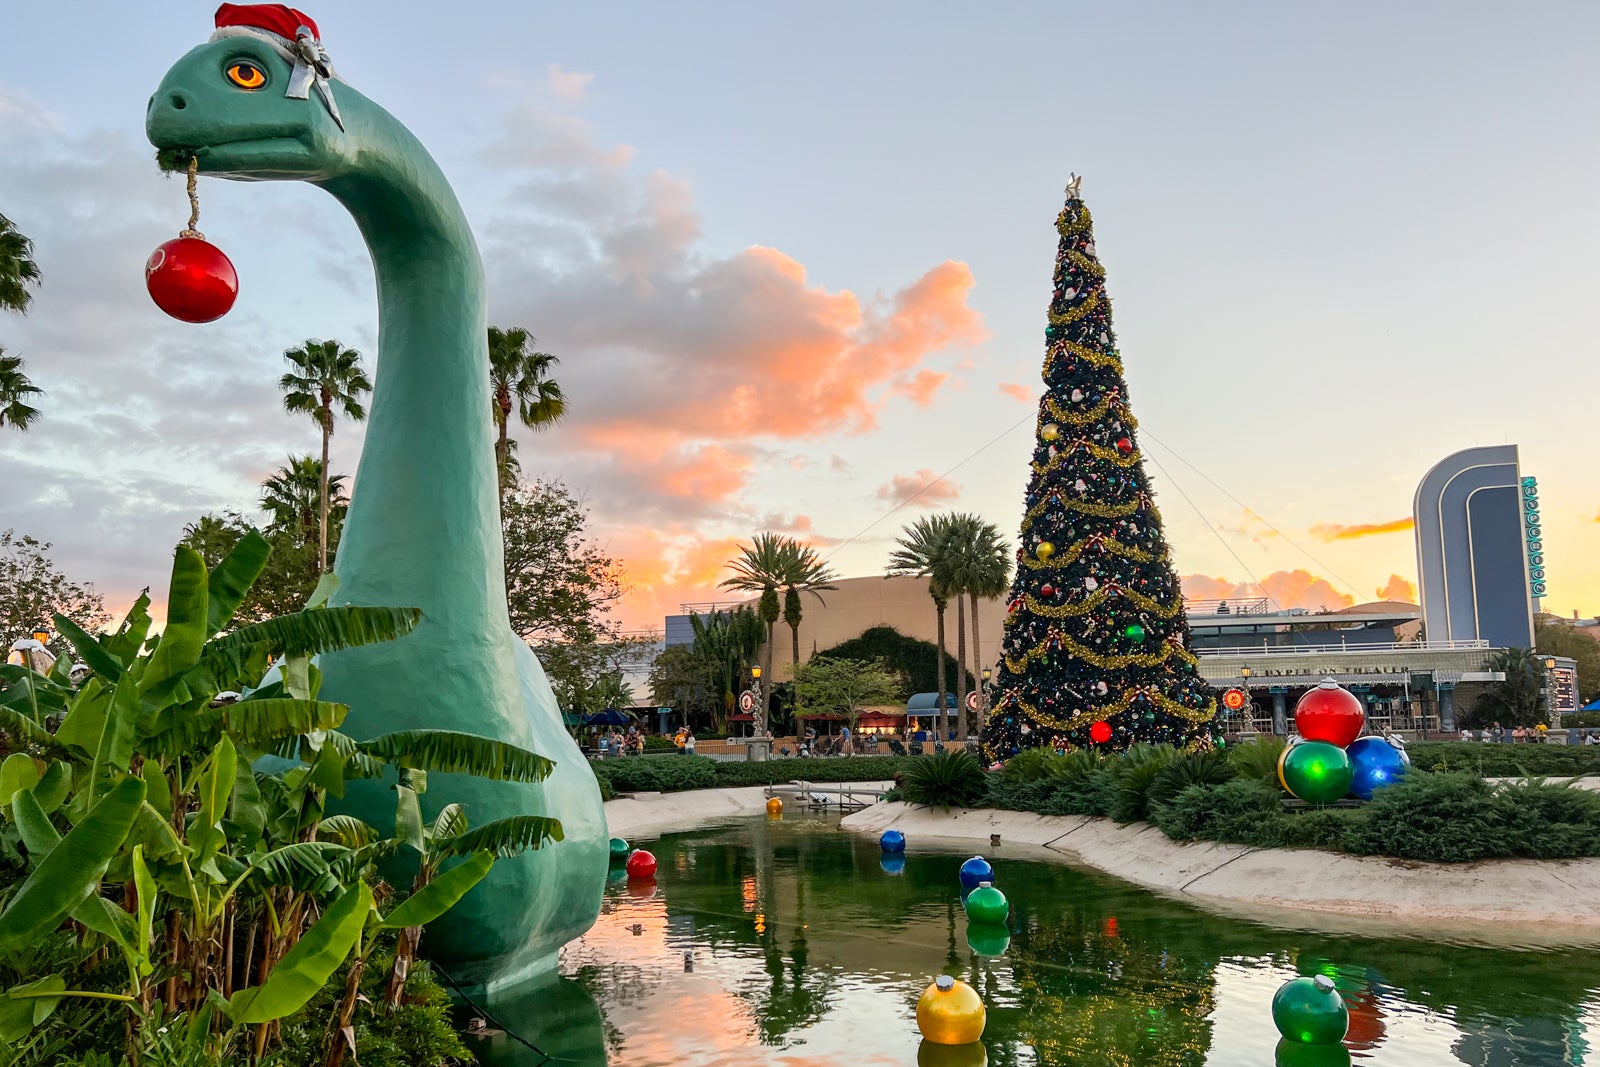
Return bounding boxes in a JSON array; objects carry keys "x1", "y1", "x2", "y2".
[{"x1": 146, "y1": 7, "x2": 606, "y2": 989}]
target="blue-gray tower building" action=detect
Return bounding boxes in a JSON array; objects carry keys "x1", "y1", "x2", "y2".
[{"x1": 1413, "y1": 445, "x2": 1539, "y2": 650}]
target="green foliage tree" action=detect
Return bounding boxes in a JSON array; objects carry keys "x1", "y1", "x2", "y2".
[
  {"x1": 1536, "y1": 616, "x2": 1600, "y2": 704},
  {"x1": 0, "y1": 352, "x2": 41, "y2": 432},
  {"x1": 940, "y1": 513, "x2": 1011, "y2": 735},
  {"x1": 261, "y1": 455, "x2": 347, "y2": 548},
  {"x1": 982, "y1": 186, "x2": 1217, "y2": 758},
  {"x1": 0, "y1": 536, "x2": 557, "y2": 1066},
  {"x1": 685, "y1": 607, "x2": 765, "y2": 731},
  {"x1": 488, "y1": 326, "x2": 565, "y2": 498},
  {"x1": 501, "y1": 477, "x2": 624, "y2": 645},
  {"x1": 278, "y1": 340, "x2": 371, "y2": 573},
  {"x1": 780, "y1": 545, "x2": 838, "y2": 691},
  {"x1": 791, "y1": 657, "x2": 901, "y2": 734},
  {"x1": 648, "y1": 643, "x2": 721, "y2": 727},
  {"x1": 888, "y1": 515, "x2": 960, "y2": 735},
  {"x1": 719, "y1": 533, "x2": 792, "y2": 691},
  {"x1": 0, "y1": 213, "x2": 40, "y2": 315},
  {"x1": 816, "y1": 626, "x2": 969, "y2": 701},
  {"x1": 0, "y1": 530, "x2": 107, "y2": 655},
  {"x1": 180, "y1": 512, "x2": 324, "y2": 628},
  {"x1": 1470, "y1": 646, "x2": 1547, "y2": 728}
]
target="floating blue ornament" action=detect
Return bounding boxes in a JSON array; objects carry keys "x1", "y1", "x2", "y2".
[
  {"x1": 958, "y1": 856, "x2": 994, "y2": 891},
  {"x1": 881, "y1": 829, "x2": 906, "y2": 853}
]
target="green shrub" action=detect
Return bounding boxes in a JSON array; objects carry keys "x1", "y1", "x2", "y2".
[
  {"x1": 1146, "y1": 748, "x2": 1236, "y2": 814},
  {"x1": 1408, "y1": 741, "x2": 1600, "y2": 777},
  {"x1": 1003, "y1": 746, "x2": 1069, "y2": 781},
  {"x1": 594, "y1": 771, "x2": 615, "y2": 801},
  {"x1": 1153, "y1": 778, "x2": 1285, "y2": 846},
  {"x1": 1561, "y1": 712, "x2": 1600, "y2": 729},
  {"x1": 1346, "y1": 772, "x2": 1513, "y2": 862},
  {"x1": 713, "y1": 755, "x2": 911, "y2": 787},
  {"x1": 1105, "y1": 744, "x2": 1178, "y2": 823},
  {"x1": 1227, "y1": 736, "x2": 1287, "y2": 784},
  {"x1": 592, "y1": 754, "x2": 718, "y2": 793},
  {"x1": 902, "y1": 750, "x2": 989, "y2": 810},
  {"x1": 1279, "y1": 807, "x2": 1361, "y2": 852},
  {"x1": 275, "y1": 957, "x2": 470, "y2": 1067},
  {"x1": 643, "y1": 734, "x2": 678, "y2": 752}
]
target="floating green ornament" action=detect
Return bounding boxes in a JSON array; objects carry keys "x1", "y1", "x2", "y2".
[
  {"x1": 1271, "y1": 974, "x2": 1349, "y2": 1046},
  {"x1": 963, "y1": 884, "x2": 1009, "y2": 925},
  {"x1": 1124, "y1": 623, "x2": 1146, "y2": 643},
  {"x1": 1278, "y1": 741, "x2": 1353, "y2": 805},
  {"x1": 608, "y1": 837, "x2": 630, "y2": 862}
]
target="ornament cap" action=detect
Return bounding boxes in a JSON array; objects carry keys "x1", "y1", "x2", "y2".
[
  {"x1": 1312, "y1": 975, "x2": 1336, "y2": 992},
  {"x1": 935, "y1": 975, "x2": 955, "y2": 992},
  {"x1": 1317, "y1": 678, "x2": 1339, "y2": 690}
]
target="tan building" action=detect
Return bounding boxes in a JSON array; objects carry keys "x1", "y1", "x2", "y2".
[{"x1": 692, "y1": 574, "x2": 1007, "y2": 683}]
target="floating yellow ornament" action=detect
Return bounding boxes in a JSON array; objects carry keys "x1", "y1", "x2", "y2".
[
  {"x1": 916, "y1": 975, "x2": 986, "y2": 1045},
  {"x1": 1036, "y1": 541, "x2": 1055, "y2": 561},
  {"x1": 766, "y1": 796, "x2": 783, "y2": 814}
]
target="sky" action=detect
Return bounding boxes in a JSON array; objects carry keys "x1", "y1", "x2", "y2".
[{"x1": 2, "y1": 1, "x2": 1598, "y2": 633}]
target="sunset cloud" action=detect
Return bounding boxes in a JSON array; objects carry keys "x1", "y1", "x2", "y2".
[
  {"x1": 1181, "y1": 570, "x2": 1356, "y2": 612},
  {"x1": 896, "y1": 369, "x2": 950, "y2": 406},
  {"x1": 1310, "y1": 517, "x2": 1415, "y2": 542},
  {"x1": 876, "y1": 470, "x2": 960, "y2": 508},
  {"x1": 545, "y1": 64, "x2": 594, "y2": 104},
  {"x1": 998, "y1": 382, "x2": 1033, "y2": 403},
  {"x1": 1375, "y1": 574, "x2": 1418, "y2": 602}
]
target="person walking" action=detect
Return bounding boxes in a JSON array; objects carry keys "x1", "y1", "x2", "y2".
[
  {"x1": 684, "y1": 729, "x2": 697, "y2": 757},
  {"x1": 838, "y1": 724, "x2": 852, "y2": 757}
]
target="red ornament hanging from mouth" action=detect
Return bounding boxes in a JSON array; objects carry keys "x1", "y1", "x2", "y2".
[{"x1": 146, "y1": 156, "x2": 238, "y2": 323}]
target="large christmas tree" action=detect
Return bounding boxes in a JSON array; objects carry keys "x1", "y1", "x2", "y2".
[{"x1": 982, "y1": 180, "x2": 1218, "y2": 758}]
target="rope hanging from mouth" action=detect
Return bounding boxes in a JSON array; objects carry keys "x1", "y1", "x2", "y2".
[{"x1": 180, "y1": 155, "x2": 203, "y2": 239}]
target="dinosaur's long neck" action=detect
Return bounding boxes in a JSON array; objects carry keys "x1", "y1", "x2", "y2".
[{"x1": 316, "y1": 101, "x2": 505, "y2": 632}]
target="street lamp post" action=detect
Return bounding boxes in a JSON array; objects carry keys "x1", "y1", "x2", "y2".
[
  {"x1": 979, "y1": 666, "x2": 991, "y2": 740},
  {"x1": 1239, "y1": 666, "x2": 1257, "y2": 734},
  {"x1": 1543, "y1": 656, "x2": 1558, "y2": 731},
  {"x1": 750, "y1": 665, "x2": 765, "y2": 737}
]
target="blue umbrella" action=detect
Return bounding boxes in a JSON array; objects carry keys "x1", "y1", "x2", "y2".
[{"x1": 584, "y1": 708, "x2": 633, "y2": 726}]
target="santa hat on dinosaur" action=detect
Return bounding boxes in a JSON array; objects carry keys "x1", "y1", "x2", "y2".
[{"x1": 210, "y1": 3, "x2": 344, "y2": 129}]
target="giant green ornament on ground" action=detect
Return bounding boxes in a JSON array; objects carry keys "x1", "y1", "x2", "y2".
[
  {"x1": 146, "y1": 4, "x2": 606, "y2": 989},
  {"x1": 1278, "y1": 740, "x2": 1353, "y2": 805}
]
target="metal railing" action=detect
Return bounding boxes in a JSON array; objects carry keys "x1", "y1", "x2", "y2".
[
  {"x1": 1197, "y1": 639, "x2": 1489, "y2": 657},
  {"x1": 1184, "y1": 596, "x2": 1272, "y2": 616}
]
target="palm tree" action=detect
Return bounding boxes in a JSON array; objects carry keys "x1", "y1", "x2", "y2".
[
  {"x1": 279, "y1": 339, "x2": 371, "y2": 572},
  {"x1": 782, "y1": 543, "x2": 838, "y2": 683},
  {"x1": 723, "y1": 531, "x2": 796, "y2": 716},
  {"x1": 888, "y1": 514, "x2": 959, "y2": 737},
  {"x1": 949, "y1": 515, "x2": 1011, "y2": 734},
  {"x1": 0, "y1": 213, "x2": 41, "y2": 315},
  {"x1": 261, "y1": 455, "x2": 346, "y2": 547},
  {"x1": 488, "y1": 326, "x2": 565, "y2": 498},
  {"x1": 0, "y1": 350, "x2": 42, "y2": 431}
]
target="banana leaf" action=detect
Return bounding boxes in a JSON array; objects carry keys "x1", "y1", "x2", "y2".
[
  {"x1": 206, "y1": 530, "x2": 271, "y2": 636},
  {"x1": 381, "y1": 850, "x2": 493, "y2": 930},
  {"x1": 227, "y1": 880, "x2": 372, "y2": 1024}
]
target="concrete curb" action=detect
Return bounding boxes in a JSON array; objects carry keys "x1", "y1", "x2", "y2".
[{"x1": 839, "y1": 801, "x2": 1600, "y2": 942}]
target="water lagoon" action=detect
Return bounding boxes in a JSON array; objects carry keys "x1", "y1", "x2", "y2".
[{"x1": 478, "y1": 813, "x2": 1600, "y2": 1066}]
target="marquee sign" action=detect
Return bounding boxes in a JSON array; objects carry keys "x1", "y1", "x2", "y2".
[
  {"x1": 1523, "y1": 476, "x2": 1546, "y2": 598},
  {"x1": 1221, "y1": 688, "x2": 1247, "y2": 712}
]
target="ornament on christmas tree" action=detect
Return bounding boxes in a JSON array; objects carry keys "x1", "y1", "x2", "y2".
[
  {"x1": 1040, "y1": 583, "x2": 1056, "y2": 598},
  {"x1": 1115, "y1": 436, "x2": 1133, "y2": 455},
  {"x1": 1294, "y1": 680, "x2": 1365, "y2": 747},
  {"x1": 1278, "y1": 741, "x2": 1353, "y2": 804},
  {"x1": 1124, "y1": 623, "x2": 1146, "y2": 643},
  {"x1": 1036, "y1": 541, "x2": 1055, "y2": 561},
  {"x1": 145, "y1": 157, "x2": 237, "y2": 323},
  {"x1": 1272, "y1": 974, "x2": 1349, "y2": 1045},
  {"x1": 1089, "y1": 720, "x2": 1112, "y2": 744},
  {"x1": 1041, "y1": 422, "x2": 1060, "y2": 441}
]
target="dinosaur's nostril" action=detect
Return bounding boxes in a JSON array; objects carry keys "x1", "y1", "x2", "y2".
[{"x1": 168, "y1": 91, "x2": 188, "y2": 111}]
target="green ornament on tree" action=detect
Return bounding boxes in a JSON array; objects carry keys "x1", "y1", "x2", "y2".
[
  {"x1": 1271, "y1": 974, "x2": 1349, "y2": 1046},
  {"x1": 1278, "y1": 741, "x2": 1353, "y2": 804},
  {"x1": 1125, "y1": 622, "x2": 1146, "y2": 643}
]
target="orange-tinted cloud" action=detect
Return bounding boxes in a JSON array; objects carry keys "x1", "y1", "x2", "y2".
[
  {"x1": 1181, "y1": 569, "x2": 1355, "y2": 611},
  {"x1": 876, "y1": 470, "x2": 960, "y2": 508},
  {"x1": 1375, "y1": 574, "x2": 1418, "y2": 603},
  {"x1": 606, "y1": 527, "x2": 745, "y2": 629},
  {"x1": 998, "y1": 382, "x2": 1032, "y2": 403},
  {"x1": 1310, "y1": 517, "x2": 1415, "y2": 542},
  {"x1": 896, "y1": 369, "x2": 949, "y2": 406}
]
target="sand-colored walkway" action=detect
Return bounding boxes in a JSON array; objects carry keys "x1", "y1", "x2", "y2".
[{"x1": 840, "y1": 802, "x2": 1600, "y2": 943}]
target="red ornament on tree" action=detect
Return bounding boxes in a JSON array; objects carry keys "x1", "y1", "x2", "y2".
[
  {"x1": 625, "y1": 849, "x2": 658, "y2": 880},
  {"x1": 1293, "y1": 679, "x2": 1365, "y2": 747},
  {"x1": 146, "y1": 236, "x2": 238, "y2": 323},
  {"x1": 1089, "y1": 720, "x2": 1113, "y2": 744},
  {"x1": 1115, "y1": 437, "x2": 1133, "y2": 455},
  {"x1": 1040, "y1": 583, "x2": 1056, "y2": 598}
]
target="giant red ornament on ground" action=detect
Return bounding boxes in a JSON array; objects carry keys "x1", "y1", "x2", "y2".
[
  {"x1": 145, "y1": 236, "x2": 237, "y2": 323},
  {"x1": 1293, "y1": 679, "x2": 1365, "y2": 746}
]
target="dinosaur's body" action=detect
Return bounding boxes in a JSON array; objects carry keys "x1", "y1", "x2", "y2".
[{"x1": 147, "y1": 20, "x2": 605, "y2": 988}]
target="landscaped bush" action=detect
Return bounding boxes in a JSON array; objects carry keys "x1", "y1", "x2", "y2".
[
  {"x1": 1145, "y1": 748, "x2": 1236, "y2": 813},
  {"x1": 1346, "y1": 771, "x2": 1600, "y2": 862},
  {"x1": 591, "y1": 754, "x2": 718, "y2": 793},
  {"x1": 1560, "y1": 712, "x2": 1600, "y2": 729},
  {"x1": 901, "y1": 750, "x2": 989, "y2": 810},
  {"x1": 1002, "y1": 745, "x2": 1070, "y2": 781},
  {"x1": 1105, "y1": 744, "x2": 1179, "y2": 823},
  {"x1": 1227, "y1": 736, "x2": 1287, "y2": 784},
  {"x1": 1408, "y1": 741, "x2": 1600, "y2": 777},
  {"x1": 1152, "y1": 778, "x2": 1285, "y2": 846},
  {"x1": 712, "y1": 755, "x2": 912, "y2": 787}
]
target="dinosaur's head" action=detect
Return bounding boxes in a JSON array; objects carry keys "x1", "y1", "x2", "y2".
[{"x1": 146, "y1": 7, "x2": 349, "y2": 181}]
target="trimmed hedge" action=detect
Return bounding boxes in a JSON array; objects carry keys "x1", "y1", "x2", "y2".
[
  {"x1": 590, "y1": 754, "x2": 912, "y2": 794},
  {"x1": 1408, "y1": 741, "x2": 1600, "y2": 777},
  {"x1": 591, "y1": 755, "x2": 718, "y2": 793}
]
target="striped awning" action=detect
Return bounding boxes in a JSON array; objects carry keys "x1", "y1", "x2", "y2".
[{"x1": 1234, "y1": 672, "x2": 1411, "y2": 687}]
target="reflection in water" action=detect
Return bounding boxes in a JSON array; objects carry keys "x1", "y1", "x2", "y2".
[{"x1": 483, "y1": 814, "x2": 1600, "y2": 1066}]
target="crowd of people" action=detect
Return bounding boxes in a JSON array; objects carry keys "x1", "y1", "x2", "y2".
[{"x1": 1459, "y1": 722, "x2": 1547, "y2": 743}]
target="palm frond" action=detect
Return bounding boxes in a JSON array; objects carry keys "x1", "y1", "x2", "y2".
[
  {"x1": 315, "y1": 815, "x2": 379, "y2": 848},
  {"x1": 431, "y1": 803, "x2": 469, "y2": 839},
  {"x1": 200, "y1": 698, "x2": 348, "y2": 746},
  {"x1": 359, "y1": 730, "x2": 554, "y2": 782},
  {"x1": 435, "y1": 814, "x2": 563, "y2": 859},
  {"x1": 251, "y1": 841, "x2": 352, "y2": 891},
  {"x1": 205, "y1": 605, "x2": 422, "y2": 661}
]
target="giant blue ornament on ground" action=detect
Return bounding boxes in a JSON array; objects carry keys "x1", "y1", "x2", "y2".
[
  {"x1": 146, "y1": 4, "x2": 606, "y2": 991},
  {"x1": 1346, "y1": 736, "x2": 1409, "y2": 800}
]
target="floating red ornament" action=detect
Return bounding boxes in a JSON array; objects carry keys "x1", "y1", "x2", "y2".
[
  {"x1": 625, "y1": 849, "x2": 657, "y2": 879},
  {"x1": 1115, "y1": 437, "x2": 1133, "y2": 455},
  {"x1": 1089, "y1": 720, "x2": 1112, "y2": 744},
  {"x1": 146, "y1": 236, "x2": 237, "y2": 323},
  {"x1": 1294, "y1": 680, "x2": 1365, "y2": 746}
]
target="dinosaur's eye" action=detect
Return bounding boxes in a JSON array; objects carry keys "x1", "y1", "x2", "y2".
[{"x1": 226, "y1": 60, "x2": 267, "y2": 90}]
